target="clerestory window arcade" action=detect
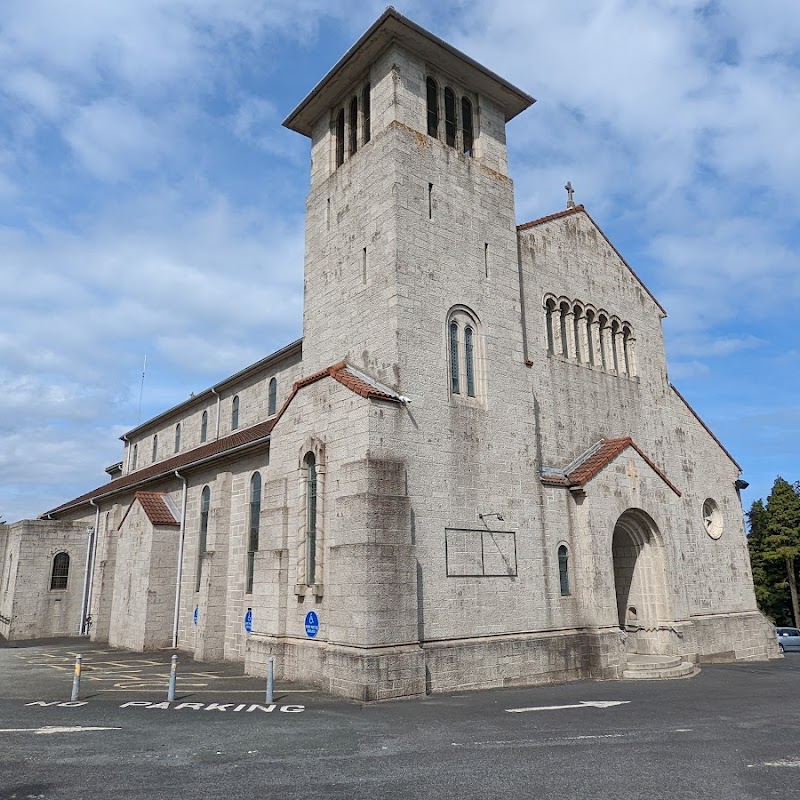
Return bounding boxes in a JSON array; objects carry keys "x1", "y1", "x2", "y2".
[{"x1": 543, "y1": 295, "x2": 637, "y2": 378}]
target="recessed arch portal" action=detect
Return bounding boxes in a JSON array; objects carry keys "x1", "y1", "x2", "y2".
[{"x1": 611, "y1": 508, "x2": 671, "y2": 655}]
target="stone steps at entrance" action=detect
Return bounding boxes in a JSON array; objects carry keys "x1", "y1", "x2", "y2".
[{"x1": 622, "y1": 654, "x2": 699, "y2": 680}]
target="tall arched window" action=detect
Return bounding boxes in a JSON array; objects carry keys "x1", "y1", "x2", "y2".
[
  {"x1": 132, "y1": 443, "x2": 138, "y2": 471},
  {"x1": 545, "y1": 298, "x2": 556, "y2": 354},
  {"x1": 461, "y1": 96, "x2": 474, "y2": 155},
  {"x1": 559, "y1": 302, "x2": 570, "y2": 358},
  {"x1": 622, "y1": 325, "x2": 633, "y2": 376},
  {"x1": 610, "y1": 320, "x2": 620, "y2": 372},
  {"x1": 50, "y1": 552, "x2": 70, "y2": 590},
  {"x1": 598, "y1": 315, "x2": 608, "y2": 369},
  {"x1": 201, "y1": 410, "x2": 208, "y2": 443},
  {"x1": 246, "y1": 472, "x2": 261, "y2": 594},
  {"x1": 464, "y1": 326, "x2": 476, "y2": 398},
  {"x1": 231, "y1": 395, "x2": 240, "y2": 430},
  {"x1": 196, "y1": 486, "x2": 210, "y2": 592},
  {"x1": 447, "y1": 307, "x2": 482, "y2": 402},
  {"x1": 335, "y1": 108, "x2": 345, "y2": 167},
  {"x1": 362, "y1": 83, "x2": 371, "y2": 144},
  {"x1": 449, "y1": 322, "x2": 460, "y2": 395},
  {"x1": 349, "y1": 96, "x2": 358, "y2": 155},
  {"x1": 304, "y1": 453, "x2": 317, "y2": 585},
  {"x1": 268, "y1": 377, "x2": 277, "y2": 416},
  {"x1": 585, "y1": 310, "x2": 596, "y2": 366},
  {"x1": 558, "y1": 545, "x2": 570, "y2": 596},
  {"x1": 572, "y1": 305, "x2": 583, "y2": 363},
  {"x1": 444, "y1": 87, "x2": 457, "y2": 147},
  {"x1": 174, "y1": 423, "x2": 181, "y2": 453},
  {"x1": 426, "y1": 77, "x2": 439, "y2": 138},
  {"x1": 152, "y1": 434, "x2": 158, "y2": 463}
]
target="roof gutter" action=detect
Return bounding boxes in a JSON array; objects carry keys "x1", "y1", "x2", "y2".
[{"x1": 50, "y1": 435, "x2": 272, "y2": 517}]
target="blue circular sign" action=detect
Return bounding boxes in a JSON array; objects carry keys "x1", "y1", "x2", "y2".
[
  {"x1": 304, "y1": 610, "x2": 319, "y2": 638},
  {"x1": 193, "y1": 607, "x2": 199, "y2": 626},
  {"x1": 244, "y1": 608, "x2": 253, "y2": 633}
]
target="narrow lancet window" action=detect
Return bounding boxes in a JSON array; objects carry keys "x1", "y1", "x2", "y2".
[
  {"x1": 175, "y1": 423, "x2": 181, "y2": 453},
  {"x1": 545, "y1": 299, "x2": 555, "y2": 354},
  {"x1": 573, "y1": 307, "x2": 582, "y2": 363},
  {"x1": 268, "y1": 377, "x2": 277, "y2": 416},
  {"x1": 558, "y1": 545, "x2": 570, "y2": 596},
  {"x1": 304, "y1": 453, "x2": 317, "y2": 585},
  {"x1": 335, "y1": 109, "x2": 345, "y2": 167},
  {"x1": 201, "y1": 410, "x2": 208, "y2": 443},
  {"x1": 611, "y1": 321, "x2": 620, "y2": 372},
  {"x1": 349, "y1": 96, "x2": 358, "y2": 155},
  {"x1": 622, "y1": 326, "x2": 633, "y2": 376},
  {"x1": 444, "y1": 87, "x2": 456, "y2": 147},
  {"x1": 196, "y1": 486, "x2": 210, "y2": 592},
  {"x1": 231, "y1": 395, "x2": 240, "y2": 430},
  {"x1": 132, "y1": 443, "x2": 138, "y2": 470},
  {"x1": 465, "y1": 326, "x2": 475, "y2": 397},
  {"x1": 461, "y1": 97, "x2": 474, "y2": 155},
  {"x1": 246, "y1": 472, "x2": 261, "y2": 594},
  {"x1": 598, "y1": 315, "x2": 608, "y2": 368},
  {"x1": 362, "y1": 83, "x2": 371, "y2": 143},
  {"x1": 449, "y1": 322, "x2": 460, "y2": 394},
  {"x1": 426, "y1": 77, "x2": 439, "y2": 138},
  {"x1": 585, "y1": 311, "x2": 595, "y2": 366},
  {"x1": 152, "y1": 434, "x2": 158, "y2": 463},
  {"x1": 559, "y1": 303, "x2": 570, "y2": 358}
]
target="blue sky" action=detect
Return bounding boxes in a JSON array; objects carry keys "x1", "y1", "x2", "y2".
[{"x1": 1, "y1": 0, "x2": 798, "y2": 522}]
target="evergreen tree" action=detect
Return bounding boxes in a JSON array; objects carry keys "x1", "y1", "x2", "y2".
[
  {"x1": 748, "y1": 498, "x2": 791, "y2": 623},
  {"x1": 763, "y1": 477, "x2": 800, "y2": 626}
]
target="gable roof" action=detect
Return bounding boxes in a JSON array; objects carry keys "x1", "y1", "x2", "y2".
[
  {"x1": 284, "y1": 7, "x2": 534, "y2": 137},
  {"x1": 540, "y1": 437, "x2": 681, "y2": 496},
  {"x1": 43, "y1": 362, "x2": 401, "y2": 517},
  {"x1": 517, "y1": 205, "x2": 667, "y2": 317},
  {"x1": 118, "y1": 492, "x2": 180, "y2": 529}
]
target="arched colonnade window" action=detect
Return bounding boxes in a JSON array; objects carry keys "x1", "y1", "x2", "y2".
[{"x1": 544, "y1": 295, "x2": 637, "y2": 377}]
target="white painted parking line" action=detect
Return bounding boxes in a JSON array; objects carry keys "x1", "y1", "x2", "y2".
[
  {"x1": 0, "y1": 726, "x2": 121, "y2": 735},
  {"x1": 506, "y1": 700, "x2": 631, "y2": 713}
]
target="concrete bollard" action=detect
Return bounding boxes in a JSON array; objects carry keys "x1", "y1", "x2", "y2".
[
  {"x1": 265, "y1": 656, "x2": 275, "y2": 704},
  {"x1": 167, "y1": 654, "x2": 178, "y2": 702},
  {"x1": 70, "y1": 654, "x2": 82, "y2": 702}
]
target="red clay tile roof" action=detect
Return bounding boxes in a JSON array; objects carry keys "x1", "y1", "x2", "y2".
[
  {"x1": 541, "y1": 437, "x2": 681, "y2": 496},
  {"x1": 517, "y1": 205, "x2": 666, "y2": 317},
  {"x1": 43, "y1": 361, "x2": 401, "y2": 517},
  {"x1": 117, "y1": 492, "x2": 180, "y2": 529},
  {"x1": 670, "y1": 384, "x2": 741, "y2": 471}
]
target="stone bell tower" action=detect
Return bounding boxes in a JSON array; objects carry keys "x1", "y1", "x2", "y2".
[{"x1": 283, "y1": 7, "x2": 534, "y2": 391}]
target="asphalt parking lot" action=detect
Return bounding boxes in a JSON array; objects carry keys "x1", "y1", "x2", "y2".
[{"x1": 2, "y1": 639, "x2": 800, "y2": 800}]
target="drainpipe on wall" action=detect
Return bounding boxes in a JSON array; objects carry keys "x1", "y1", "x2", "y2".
[
  {"x1": 172, "y1": 470, "x2": 189, "y2": 649},
  {"x1": 83, "y1": 500, "x2": 101, "y2": 636},
  {"x1": 211, "y1": 387, "x2": 221, "y2": 439},
  {"x1": 122, "y1": 435, "x2": 130, "y2": 473},
  {"x1": 79, "y1": 503, "x2": 99, "y2": 636}
]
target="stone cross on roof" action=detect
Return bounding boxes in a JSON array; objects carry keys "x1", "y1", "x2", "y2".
[{"x1": 565, "y1": 181, "x2": 575, "y2": 209}]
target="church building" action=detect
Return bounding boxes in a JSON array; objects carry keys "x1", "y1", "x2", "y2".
[{"x1": 0, "y1": 8, "x2": 777, "y2": 699}]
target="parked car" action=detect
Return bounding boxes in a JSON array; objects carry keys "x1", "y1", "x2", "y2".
[{"x1": 776, "y1": 627, "x2": 800, "y2": 653}]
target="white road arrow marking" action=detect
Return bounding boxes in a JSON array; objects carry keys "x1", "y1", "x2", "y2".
[
  {"x1": 0, "y1": 726, "x2": 121, "y2": 735},
  {"x1": 506, "y1": 700, "x2": 631, "y2": 713}
]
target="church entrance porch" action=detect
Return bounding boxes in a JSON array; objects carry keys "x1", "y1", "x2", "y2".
[{"x1": 611, "y1": 508, "x2": 672, "y2": 656}]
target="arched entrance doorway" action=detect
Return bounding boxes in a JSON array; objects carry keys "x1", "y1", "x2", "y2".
[{"x1": 612, "y1": 509, "x2": 670, "y2": 655}]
